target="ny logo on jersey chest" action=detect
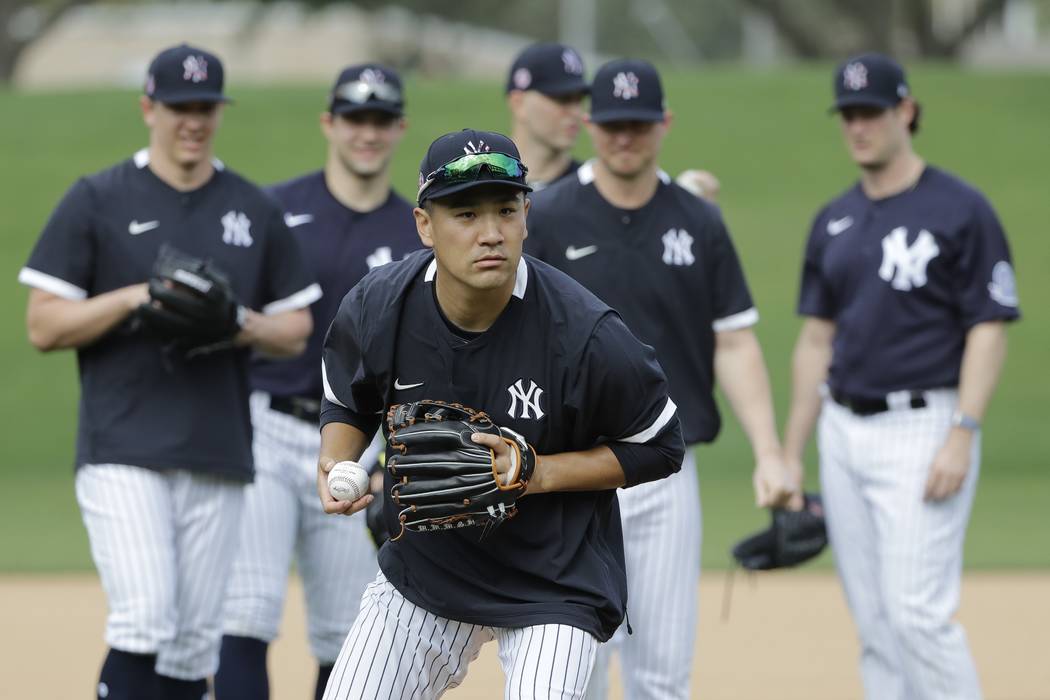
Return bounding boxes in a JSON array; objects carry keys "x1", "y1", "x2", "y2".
[
  {"x1": 662, "y1": 228, "x2": 695, "y2": 266},
  {"x1": 221, "y1": 210, "x2": 253, "y2": 247},
  {"x1": 366, "y1": 246, "x2": 393, "y2": 269},
  {"x1": 878, "y1": 226, "x2": 939, "y2": 291},
  {"x1": 507, "y1": 379, "x2": 545, "y2": 420}
]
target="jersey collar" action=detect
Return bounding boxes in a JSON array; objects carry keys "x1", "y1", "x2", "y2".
[
  {"x1": 576, "y1": 159, "x2": 671, "y2": 186},
  {"x1": 424, "y1": 255, "x2": 529, "y2": 300},
  {"x1": 133, "y1": 147, "x2": 225, "y2": 171}
]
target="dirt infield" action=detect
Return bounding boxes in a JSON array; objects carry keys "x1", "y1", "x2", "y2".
[{"x1": 3, "y1": 571, "x2": 1047, "y2": 699}]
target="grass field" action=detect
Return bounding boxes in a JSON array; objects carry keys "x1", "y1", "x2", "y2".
[{"x1": 1, "y1": 65, "x2": 1047, "y2": 572}]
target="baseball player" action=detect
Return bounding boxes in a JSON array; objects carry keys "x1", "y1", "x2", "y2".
[
  {"x1": 215, "y1": 64, "x2": 421, "y2": 700},
  {"x1": 506, "y1": 43, "x2": 720, "y2": 202},
  {"x1": 782, "y1": 53, "x2": 1020, "y2": 700},
  {"x1": 315, "y1": 128, "x2": 686, "y2": 699},
  {"x1": 18, "y1": 44, "x2": 317, "y2": 700},
  {"x1": 524, "y1": 58, "x2": 795, "y2": 699}
]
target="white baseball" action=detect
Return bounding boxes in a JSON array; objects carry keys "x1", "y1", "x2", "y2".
[{"x1": 327, "y1": 461, "x2": 370, "y2": 502}]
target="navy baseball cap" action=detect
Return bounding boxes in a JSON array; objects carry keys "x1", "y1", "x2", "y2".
[
  {"x1": 506, "y1": 42, "x2": 588, "y2": 97},
  {"x1": 329, "y1": 63, "x2": 404, "y2": 116},
  {"x1": 417, "y1": 129, "x2": 532, "y2": 205},
  {"x1": 589, "y1": 58, "x2": 665, "y2": 124},
  {"x1": 831, "y1": 53, "x2": 910, "y2": 112},
  {"x1": 145, "y1": 43, "x2": 228, "y2": 104}
]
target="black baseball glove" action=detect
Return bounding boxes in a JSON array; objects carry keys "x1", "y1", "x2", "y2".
[
  {"x1": 137, "y1": 243, "x2": 244, "y2": 355},
  {"x1": 385, "y1": 400, "x2": 537, "y2": 540},
  {"x1": 731, "y1": 493, "x2": 828, "y2": 570}
]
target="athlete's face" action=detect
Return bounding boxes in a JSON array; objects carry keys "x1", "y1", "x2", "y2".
[
  {"x1": 322, "y1": 110, "x2": 406, "y2": 178},
  {"x1": 510, "y1": 90, "x2": 586, "y2": 151},
  {"x1": 142, "y1": 98, "x2": 223, "y2": 169},
  {"x1": 415, "y1": 186, "x2": 529, "y2": 294},
  {"x1": 838, "y1": 101, "x2": 913, "y2": 169},
  {"x1": 587, "y1": 116, "x2": 669, "y2": 179}
]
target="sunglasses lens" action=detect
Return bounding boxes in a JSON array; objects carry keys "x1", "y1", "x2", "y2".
[
  {"x1": 441, "y1": 153, "x2": 523, "y2": 180},
  {"x1": 335, "y1": 80, "x2": 402, "y2": 105}
]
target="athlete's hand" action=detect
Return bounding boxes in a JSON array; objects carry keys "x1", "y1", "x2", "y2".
[
  {"x1": 781, "y1": 456, "x2": 806, "y2": 511},
  {"x1": 471, "y1": 431, "x2": 515, "y2": 485},
  {"x1": 753, "y1": 453, "x2": 795, "y2": 509},
  {"x1": 317, "y1": 457, "x2": 373, "y2": 516},
  {"x1": 924, "y1": 429, "x2": 972, "y2": 501},
  {"x1": 675, "y1": 169, "x2": 721, "y2": 203}
]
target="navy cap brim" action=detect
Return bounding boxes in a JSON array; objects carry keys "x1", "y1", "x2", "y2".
[
  {"x1": 589, "y1": 107, "x2": 665, "y2": 124},
  {"x1": 154, "y1": 91, "x2": 230, "y2": 105},
  {"x1": 331, "y1": 101, "x2": 403, "y2": 117},
  {"x1": 829, "y1": 94, "x2": 899, "y2": 113},
  {"x1": 421, "y1": 179, "x2": 533, "y2": 204},
  {"x1": 532, "y1": 78, "x2": 590, "y2": 97}
]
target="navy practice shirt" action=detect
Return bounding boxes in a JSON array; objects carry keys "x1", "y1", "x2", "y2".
[
  {"x1": 250, "y1": 170, "x2": 420, "y2": 399},
  {"x1": 799, "y1": 166, "x2": 1021, "y2": 399},
  {"x1": 526, "y1": 161, "x2": 756, "y2": 445},
  {"x1": 19, "y1": 149, "x2": 319, "y2": 479},
  {"x1": 320, "y1": 250, "x2": 684, "y2": 641}
]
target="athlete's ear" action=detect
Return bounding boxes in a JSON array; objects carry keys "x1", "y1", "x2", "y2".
[
  {"x1": 414, "y1": 206, "x2": 435, "y2": 249},
  {"x1": 663, "y1": 109, "x2": 674, "y2": 132},
  {"x1": 507, "y1": 91, "x2": 524, "y2": 119},
  {"x1": 140, "y1": 96, "x2": 155, "y2": 127},
  {"x1": 320, "y1": 111, "x2": 334, "y2": 139},
  {"x1": 522, "y1": 197, "x2": 530, "y2": 240}
]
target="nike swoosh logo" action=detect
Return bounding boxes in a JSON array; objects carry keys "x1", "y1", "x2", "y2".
[
  {"x1": 394, "y1": 379, "x2": 424, "y2": 390},
  {"x1": 565, "y1": 245, "x2": 598, "y2": 261},
  {"x1": 826, "y1": 216, "x2": 854, "y2": 236},
  {"x1": 128, "y1": 220, "x2": 159, "y2": 235},
  {"x1": 284, "y1": 213, "x2": 314, "y2": 228}
]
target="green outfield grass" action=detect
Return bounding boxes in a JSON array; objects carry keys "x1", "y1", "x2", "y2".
[{"x1": 1, "y1": 65, "x2": 1047, "y2": 571}]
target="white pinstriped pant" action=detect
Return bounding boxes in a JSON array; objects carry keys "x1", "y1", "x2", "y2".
[
  {"x1": 323, "y1": 572, "x2": 600, "y2": 699},
  {"x1": 222, "y1": 392, "x2": 379, "y2": 663},
  {"x1": 75, "y1": 463, "x2": 245, "y2": 680},
  {"x1": 819, "y1": 389, "x2": 982, "y2": 700},
  {"x1": 587, "y1": 451, "x2": 701, "y2": 700}
]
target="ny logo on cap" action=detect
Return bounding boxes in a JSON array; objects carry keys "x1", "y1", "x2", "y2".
[
  {"x1": 359, "y1": 67, "x2": 385, "y2": 85},
  {"x1": 463, "y1": 140, "x2": 490, "y2": 155},
  {"x1": 612, "y1": 71, "x2": 639, "y2": 100},
  {"x1": 843, "y1": 62, "x2": 868, "y2": 91},
  {"x1": 562, "y1": 49, "x2": 584, "y2": 75},
  {"x1": 183, "y1": 55, "x2": 208, "y2": 83}
]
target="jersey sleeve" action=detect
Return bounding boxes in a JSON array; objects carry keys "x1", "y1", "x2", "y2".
[
  {"x1": 259, "y1": 207, "x2": 321, "y2": 314},
  {"x1": 706, "y1": 213, "x2": 757, "y2": 332},
  {"x1": 18, "y1": 179, "x2": 97, "y2": 299},
  {"x1": 953, "y1": 196, "x2": 1021, "y2": 327},
  {"x1": 797, "y1": 210, "x2": 836, "y2": 319},
  {"x1": 319, "y1": 289, "x2": 383, "y2": 436},
  {"x1": 572, "y1": 313, "x2": 685, "y2": 487}
]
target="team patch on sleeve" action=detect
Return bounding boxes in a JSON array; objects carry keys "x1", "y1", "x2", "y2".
[{"x1": 987, "y1": 261, "x2": 1018, "y2": 307}]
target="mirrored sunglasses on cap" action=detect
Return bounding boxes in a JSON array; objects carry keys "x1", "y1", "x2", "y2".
[
  {"x1": 417, "y1": 152, "x2": 528, "y2": 200},
  {"x1": 334, "y1": 79, "x2": 402, "y2": 105}
]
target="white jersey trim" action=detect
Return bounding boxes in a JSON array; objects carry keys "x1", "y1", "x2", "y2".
[
  {"x1": 262, "y1": 283, "x2": 322, "y2": 315},
  {"x1": 424, "y1": 257, "x2": 529, "y2": 299},
  {"x1": 620, "y1": 397, "x2": 678, "y2": 444},
  {"x1": 134, "y1": 147, "x2": 225, "y2": 171},
  {"x1": 577, "y1": 159, "x2": 670, "y2": 185},
  {"x1": 321, "y1": 360, "x2": 347, "y2": 408},
  {"x1": 18, "y1": 267, "x2": 88, "y2": 300},
  {"x1": 712, "y1": 307, "x2": 759, "y2": 332}
]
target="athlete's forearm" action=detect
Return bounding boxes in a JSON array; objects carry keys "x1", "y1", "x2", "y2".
[
  {"x1": 318, "y1": 421, "x2": 372, "y2": 469},
  {"x1": 782, "y1": 318, "x2": 835, "y2": 462},
  {"x1": 713, "y1": 328, "x2": 781, "y2": 460},
  {"x1": 237, "y1": 307, "x2": 312, "y2": 358},
  {"x1": 956, "y1": 321, "x2": 1008, "y2": 423},
  {"x1": 529, "y1": 445, "x2": 627, "y2": 494},
  {"x1": 26, "y1": 284, "x2": 148, "y2": 351}
]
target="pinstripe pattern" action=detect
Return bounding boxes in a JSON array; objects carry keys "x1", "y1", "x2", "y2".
[
  {"x1": 323, "y1": 573, "x2": 599, "y2": 699},
  {"x1": 819, "y1": 389, "x2": 982, "y2": 700},
  {"x1": 75, "y1": 463, "x2": 244, "y2": 680},
  {"x1": 586, "y1": 451, "x2": 700, "y2": 700},
  {"x1": 223, "y1": 392, "x2": 379, "y2": 663}
]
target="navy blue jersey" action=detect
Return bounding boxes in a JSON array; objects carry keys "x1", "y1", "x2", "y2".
[
  {"x1": 799, "y1": 166, "x2": 1021, "y2": 399},
  {"x1": 250, "y1": 170, "x2": 420, "y2": 399},
  {"x1": 529, "y1": 157, "x2": 583, "y2": 193},
  {"x1": 320, "y1": 250, "x2": 684, "y2": 641},
  {"x1": 19, "y1": 150, "x2": 319, "y2": 479},
  {"x1": 525, "y1": 161, "x2": 756, "y2": 444}
]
